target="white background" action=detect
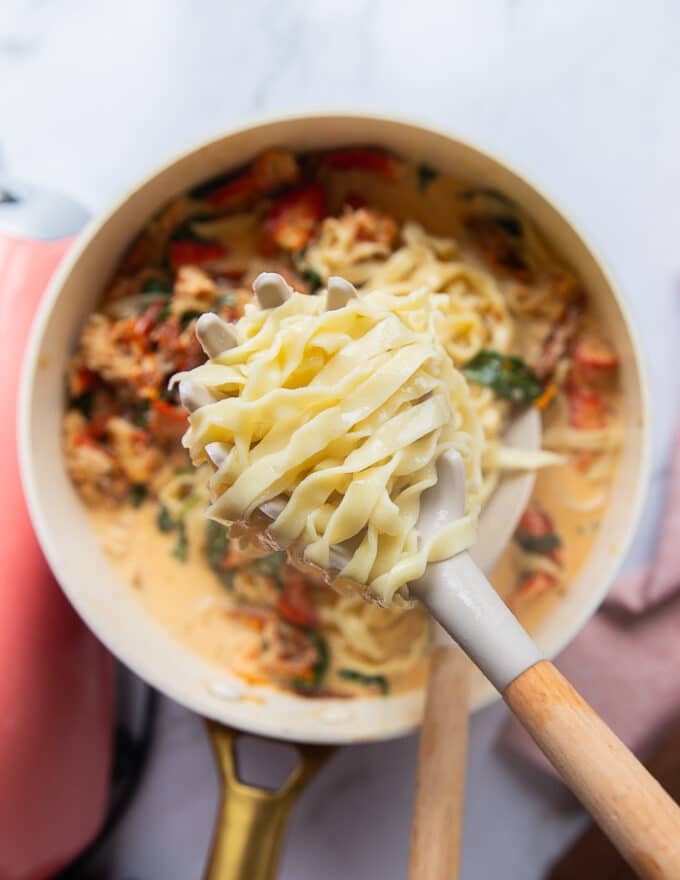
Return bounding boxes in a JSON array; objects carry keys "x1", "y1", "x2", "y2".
[{"x1": 2, "y1": 1, "x2": 679, "y2": 877}]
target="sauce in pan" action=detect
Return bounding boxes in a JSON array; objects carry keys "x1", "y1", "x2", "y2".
[{"x1": 65, "y1": 147, "x2": 621, "y2": 697}]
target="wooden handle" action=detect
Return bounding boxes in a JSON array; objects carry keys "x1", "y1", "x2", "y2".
[
  {"x1": 408, "y1": 647, "x2": 469, "y2": 880},
  {"x1": 547, "y1": 720, "x2": 680, "y2": 878},
  {"x1": 504, "y1": 661, "x2": 680, "y2": 880}
]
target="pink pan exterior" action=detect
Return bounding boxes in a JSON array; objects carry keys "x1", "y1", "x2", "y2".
[{"x1": 1, "y1": 235, "x2": 114, "y2": 880}]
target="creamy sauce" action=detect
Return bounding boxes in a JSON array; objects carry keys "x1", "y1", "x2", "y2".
[
  {"x1": 91, "y1": 503, "x2": 431, "y2": 694},
  {"x1": 91, "y1": 504, "x2": 256, "y2": 668},
  {"x1": 491, "y1": 461, "x2": 615, "y2": 631},
  {"x1": 90, "y1": 432, "x2": 613, "y2": 692}
]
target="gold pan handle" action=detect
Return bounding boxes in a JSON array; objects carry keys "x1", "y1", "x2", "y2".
[{"x1": 204, "y1": 721, "x2": 335, "y2": 880}]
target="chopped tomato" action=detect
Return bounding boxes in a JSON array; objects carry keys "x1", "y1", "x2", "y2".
[
  {"x1": 74, "y1": 432, "x2": 101, "y2": 450},
  {"x1": 88, "y1": 413, "x2": 112, "y2": 441},
  {"x1": 354, "y1": 208, "x2": 398, "y2": 246},
  {"x1": 220, "y1": 548, "x2": 248, "y2": 571},
  {"x1": 572, "y1": 451, "x2": 594, "y2": 472},
  {"x1": 149, "y1": 315, "x2": 203, "y2": 371},
  {"x1": 256, "y1": 233, "x2": 279, "y2": 257},
  {"x1": 276, "y1": 574, "x2": 318, "y2": 628},
  {"x1": 133, "y1": 301, "x2": 164, "y2": 337},
  {"x1": 510, "y1": 572, "x2": 558, "y2": 607},
  {"x1": 203, "y1": 172, "x2": 259, "y2": 208},
  {"x1": 150, "y1": 316, "x2": 181, "y2": 350},
  {"x1": 204, "y1": 150, "x2": 299, "y2": 209},
  {"x1": 168, "y1": 240, "x2": 226, "y2": 270},
  {"x1": 343, "y1": 191, "x2": 367, "y2": 210},
  {"x1": 72, "y1": 366, "x2": 97, "y2": 396},
  {"x1": 260, "y1": 618, "x2": 318, "y2": 677},
  {"x1": 517, "y1": 505, "x2": 554, "y2": 539},
  {"x1": 573, "y1": 335, "x2": 618, "y2": 371},
  {"x1": 74, "y1": 411, "x2": 117, "y2": 447},
  {"x1": 218, "y1": 302, "x2": 237, "y2": 322},
  {"x1": 263, "y1": 184, "x2": 326, "y2": 252},
  {"x1": 173, "y1": 334, "x2": 205, "y2": 373},
  {"x1": 148, "y1": 400, "x2": 188, "y2": 441},
  {"x1": 516, "y1": 504, "x2": 562, "y2": 563},
  {"x1": 567, "y1": 381, "x2": 606, "y2": 429},
  {"x1": 322, "y1": 148, "x2": 399, "y2": 180}
]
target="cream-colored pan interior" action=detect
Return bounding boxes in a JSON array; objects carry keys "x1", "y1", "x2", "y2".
[{"x1": 19, "y1": 114, "x2": 649, "y2": 744}]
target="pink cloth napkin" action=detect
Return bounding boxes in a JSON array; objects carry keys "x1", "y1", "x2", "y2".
[{"x1": 501, "y1": 428, "x2": 680, "y2": 773}]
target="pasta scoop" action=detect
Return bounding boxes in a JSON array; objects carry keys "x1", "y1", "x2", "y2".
[
  {"x1": 401, "y1": 452, "x2": 680, "y2": 880},
  {"x1": 182, "y1": 275, "x2": 680, "y2": 879}
]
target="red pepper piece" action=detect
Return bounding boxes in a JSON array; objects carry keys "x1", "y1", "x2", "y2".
[
  {"x1": 263, "y1": 184, "x2": 326, "y2": 252},
  {"x1": 148, "y1": 399, "x2": 188, "y2": 441},
  {"x1": 203, "y1": 172, "x2": 259, "y2": 208},
  {"x1": 567, "y1": 381, "x2": 606, "y2": 429},
  {"x1": 276, "y1": 574, "x2": 318, "y2": 628},
  {"x1": 323, "y1": 148, "x2": 399, "y2": 179},
  {"x1": 573, "y1": 335, "x2": 618, "y2": 371},
  {"x1": 168, "y1": 240, "x2": 226, "y2": 270}
]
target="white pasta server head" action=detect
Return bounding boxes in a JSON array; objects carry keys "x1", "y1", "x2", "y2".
[{"x1": 173, "y1": 272, "x2": 484, "y2": 606}]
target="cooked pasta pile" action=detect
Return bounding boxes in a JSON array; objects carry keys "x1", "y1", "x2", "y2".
[
  {"x1": 306, "y1": 217, "x2": 563, "y2": 502},
  {"x1": 178, "y1": 285, "x2": 484, "y2": 605}
]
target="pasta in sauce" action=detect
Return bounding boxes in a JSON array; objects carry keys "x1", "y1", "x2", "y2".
[
  {"x1": 63, "y1": 146, "x2": 621, "y2": 698},
  {"x1": 177, "y1": 285, "x2": 486, "y2": 605}
]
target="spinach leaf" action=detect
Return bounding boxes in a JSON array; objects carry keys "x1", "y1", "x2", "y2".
[
  {"x1": 180, "y1": 309, "x2": 202, "y2": 329},
  {"x1": 252, "y1": 551, "x2": 286, "y2": 587},
  {"x1": 172, "y1": 522, "x2": 188, "y2": 562},
  {"x1": 215, "y1": 291, "x2": 236, "y2": 309},
  {"x1": 157, "y1": 500, "x2": 194, "y2": 562},
  {"x1": 338, "y1": 668, "x2": 389, "y2": 695},
  {"x1": 309, "y1": 630, "x2": 330, "y2": 688},
  {"x1": 190, "y1": 172, "x2": 238, "y2": 201},
  {"x1": 205, "y1": 520, "x2": 236, "y2": 589},
  {"x1": 417, "y1": 163, "x2": 439, "y2": 192},
  {"x1": 490, "y1": 214, "x2": 522, "y2": 238},
  {"x1": 142, "y1": 278, "x2": 171, "y2": 294},
  {"x1": 157, "y1": 505, "x2": 175, "y2": 532},
  {"x1": 130, "y1": 484, "x2": 147, "y2": 508},
  {"x1": 132, "y1": 399, "x2": 150, "y2": 428},
  {"x1": 515, "y1": 531, "x2": 561, "y2": 555},
  {"x1": 293, "y1": 630, "x2": 330, "y2": 692},
  {"x1": 459, "y1": 187, "x2": 515, "y2": 207},
  {"x1": 205, "y1": 519, "x2": 229, "y2": 567},
  {"x1": 301, "y1": 266, "x2": 323, "y2": 293},
  {"x1": 71, "y1": 389, "x2": 94, "y2": 419},
  {"x1": 179, "y1": 493, "x2": 200, "y2": 518},
  {"x1": 157, "y1": 301, "x2": 171, "y2": 323},
  {"x1": 463, "y1": 350, "x2": 543, "y2": 404},
  {"x1": 169, "y1": 215, "x2": 215, "y2": 243}
]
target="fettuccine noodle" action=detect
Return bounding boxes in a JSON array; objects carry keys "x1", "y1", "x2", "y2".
[
  {"x1": 178, "y1": 286, "x2": 484, "y2": 605},
  {"x1": 306, "y1": 217, "x2": 562, "y2": 502}
]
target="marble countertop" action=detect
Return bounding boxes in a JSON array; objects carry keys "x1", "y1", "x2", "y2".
[{"x1": 2, "y1": 1, "x2": 679, "y2": 877}]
